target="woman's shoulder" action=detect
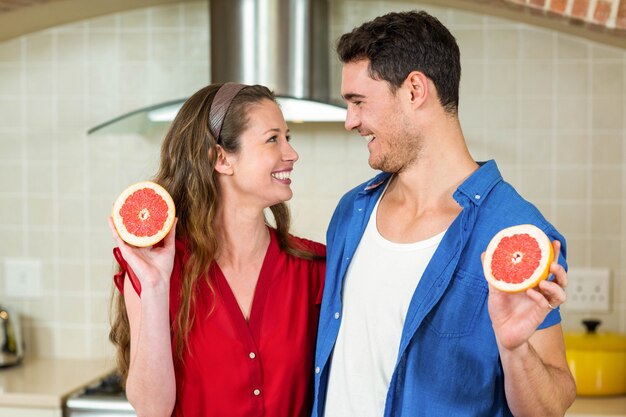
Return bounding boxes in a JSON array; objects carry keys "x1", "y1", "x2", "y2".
[
  {"x1": 287, "y1": 233, "x2": 326, "y2": 257},
  {"x1": 266, "y1": 226, "x2": 325, "y2": 256}
]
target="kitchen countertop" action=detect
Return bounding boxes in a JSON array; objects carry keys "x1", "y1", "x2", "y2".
[
  {"x1": 0, "y1": 357, "x2": 115, "y2": 409},
  {"x1": 0, "y1": 357, "x2": 624, "y2": 415},
  {"x1": 568, "y1": 395, "x2": 626, "y2": 417}
]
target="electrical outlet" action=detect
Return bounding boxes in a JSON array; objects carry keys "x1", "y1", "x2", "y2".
[
  {"x1": 564, "y1": 267, "x2": 610, "y2": 312},
  {"x1": 4, "y1": 259, "x2": 42, "y2": 298}
]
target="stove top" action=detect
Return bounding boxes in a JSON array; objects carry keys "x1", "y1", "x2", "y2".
[
  {"x1": 65, "y1": 371, "x2": 136, "y2": 416},
  {"x1": 82, "y1": 372, "x2": 125, "y2": 396}
]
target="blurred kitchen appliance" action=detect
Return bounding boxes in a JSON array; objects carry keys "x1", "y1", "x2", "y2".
[
  {"x1": 0, "y1": 304, "x2": 24, "y2": 367},
  {"x1": 64, "y1": 372, "x2": 135, "y2": 417},
  {"x1": 210, "y1": 0, "x2": 333, "y2": 108},
  {"x1": 88, "y1": 0, "x2": 345, "y2": 134},
  {"x1": 564, "y1": 319, "x2": 626, "y2": 396}
]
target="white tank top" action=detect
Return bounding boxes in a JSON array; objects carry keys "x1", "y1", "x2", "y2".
[{"x1": 324, "y1": 192, "x2": 445, "y2": 417}]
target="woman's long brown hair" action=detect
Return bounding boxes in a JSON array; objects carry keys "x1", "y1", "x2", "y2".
[{"x1": 109, "y1": 84, "x2": 321, "y2": 383}]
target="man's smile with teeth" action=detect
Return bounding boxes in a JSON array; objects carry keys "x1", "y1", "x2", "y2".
[
  {"x1": 272, "y1": 171, "x2": 291, "y2": 180},
  {"x1": 364, "y1": 134, "x2": 374, "y2": 142}
]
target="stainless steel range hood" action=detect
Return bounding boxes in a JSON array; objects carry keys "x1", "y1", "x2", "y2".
[{"x1": 88, "y1": 0, "x2": 345, "y2": 135}]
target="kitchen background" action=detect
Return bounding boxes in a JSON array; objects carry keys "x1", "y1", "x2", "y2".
[{"x1": 0, "y1": 0, "x2": 624, "y2": 359}]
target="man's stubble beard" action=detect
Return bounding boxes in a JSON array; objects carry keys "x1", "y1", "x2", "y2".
[{"x1": 369, "y1": 130, "x2": 423, "y2": 174}]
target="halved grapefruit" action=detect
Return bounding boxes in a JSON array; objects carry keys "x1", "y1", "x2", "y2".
[
  {"x1": 483, "y1": 224, "x2": 554, "y2": 293},
  {"x1": 112, "y1": 181, "x2": 176, "y2": 247}
]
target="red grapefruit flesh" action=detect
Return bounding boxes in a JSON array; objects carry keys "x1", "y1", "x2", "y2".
[
  {"x1": 112, "y1": 181, "x2": 176, "y2": 247},
  {"x1": 483, "y1": 224, "x2": 554, "y2": 293}
]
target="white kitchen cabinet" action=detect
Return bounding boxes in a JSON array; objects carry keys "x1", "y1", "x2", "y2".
[
  {"x1": 0, "y1": 357, "x2": 114, "y2": 417},
  {"x1": 567, "y1": 413, "x2": 626, "y2": 417},
  {"x1": 566, "y1": 395, "x2": 626, "y2": 417},
  {"x1": 0, "y1": 406, "x2": 61, "y2": 417}
]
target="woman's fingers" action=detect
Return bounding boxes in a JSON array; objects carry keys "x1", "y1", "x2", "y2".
[
  {"x1": 162, "y1": 218, "x2": 178, "y2": 249},
  {"x1": 108, "y1": 216, "x2": 125, "y2": 247}
]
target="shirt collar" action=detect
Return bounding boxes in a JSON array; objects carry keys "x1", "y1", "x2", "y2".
[
  {"x1": 358, "y1": 160, "x2": 502, "y2": 205},
  {"x1": 360, "y1": 171, "x2": 392, "y2": 193},
  {"x1": 454, "y1": 160, "x2": 502, "y2": 207}
]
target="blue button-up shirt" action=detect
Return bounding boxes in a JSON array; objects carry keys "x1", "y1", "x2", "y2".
[{"x1": 313, "y1": 160, "x2": 566, "y2": 417}]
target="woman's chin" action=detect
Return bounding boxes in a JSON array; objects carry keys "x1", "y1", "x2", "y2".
[{"x1": 267, "y1": 192, "x2": 293, "y2": 207}]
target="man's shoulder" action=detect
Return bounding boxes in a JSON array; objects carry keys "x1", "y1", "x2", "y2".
[{"x1": 480, "y1": 179, "x2": 562, "y2": 238}]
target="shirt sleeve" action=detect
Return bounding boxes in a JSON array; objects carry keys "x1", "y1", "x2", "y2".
[
  {"x1": 314, "y1": 258, "x2": 326, "y2": 306},
  {"x1": 112, "y1": 247, "x2": 142, "y2": 297},
  {"x1": 308, "y1": 241, "x2": 326, "y2": 306},
  {"x1": 538, "y1": 308, "x2": 561, "y2": 329}
]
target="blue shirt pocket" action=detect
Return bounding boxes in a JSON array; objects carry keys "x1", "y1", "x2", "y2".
[{"x1": 423, "y1": 269, "x2": 488, "y2": 338}]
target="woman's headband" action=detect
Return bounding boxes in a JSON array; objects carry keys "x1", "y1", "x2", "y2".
[{"x1": 209, "y1": 82, "x2": 247, "y2": 142}]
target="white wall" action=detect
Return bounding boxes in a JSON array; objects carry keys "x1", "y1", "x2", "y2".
[{"x1": 0, "y1": 1, "x2": 624, "y2": 358}]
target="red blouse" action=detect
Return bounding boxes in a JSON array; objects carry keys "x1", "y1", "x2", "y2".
[{"x1": 114, "y1": 228, "x2": 325, "y2": 417}]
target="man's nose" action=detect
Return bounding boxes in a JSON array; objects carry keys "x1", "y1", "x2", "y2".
[{"x1": 344, "y1": 108, "x2": 359, "y2": 131}]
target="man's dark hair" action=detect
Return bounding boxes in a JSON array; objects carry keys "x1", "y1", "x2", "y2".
[{"x1": 336, "y1": 10, "x2": 461, "y2": 114}]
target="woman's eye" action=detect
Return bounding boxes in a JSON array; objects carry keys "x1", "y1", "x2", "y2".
[{"x1": 267, "y1": 136, "x2": 277, "y2": 143}]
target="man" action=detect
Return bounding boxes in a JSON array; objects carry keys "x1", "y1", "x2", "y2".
[{"x1": 313, "y1": 10, "x2": 576, "y2": 417}]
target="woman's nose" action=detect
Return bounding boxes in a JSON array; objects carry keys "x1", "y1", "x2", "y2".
[{"x1": 283, "y1": 141, "x2": 299, "y2": 162}]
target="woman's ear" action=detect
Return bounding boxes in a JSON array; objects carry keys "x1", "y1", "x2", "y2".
[{"x1": 213, "y1": 145, "x2": 234, "y2": 175}]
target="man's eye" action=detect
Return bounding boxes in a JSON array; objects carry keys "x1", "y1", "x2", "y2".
[{"x1": 286, "y1": 135, "x2": 291, "y2": 142}]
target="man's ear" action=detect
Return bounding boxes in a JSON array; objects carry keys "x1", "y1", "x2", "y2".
[
  {"x1": 213, "y1": 145, "x2": 234, "y2": 175},
  {"x1": 405, "y1": 71, "x2": 429, "y2": 108}
]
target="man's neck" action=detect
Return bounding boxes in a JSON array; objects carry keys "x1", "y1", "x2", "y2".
[
  {"x1": 376, "y1": 123, "x2": 478, "y2": 243},
  {"x1": 389, "y1": 123, "x2": 478, "y2": 213}
]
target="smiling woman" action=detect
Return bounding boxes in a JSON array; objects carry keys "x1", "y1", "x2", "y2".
[
  {"x1": 217, "y1": 94, "x2": 299, "y2": 210},
  {"x1": 108, "y1": 82, "x2": 326, "y2": 417}
]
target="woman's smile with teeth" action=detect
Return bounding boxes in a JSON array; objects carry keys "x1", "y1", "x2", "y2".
[{"x1": 271, "y1": 171, "x2": 291, "y2": 180}]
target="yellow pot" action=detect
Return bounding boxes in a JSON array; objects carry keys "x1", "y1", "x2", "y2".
[{"x1": 564, "y1": 320, "x2": 626, "y2": 396}]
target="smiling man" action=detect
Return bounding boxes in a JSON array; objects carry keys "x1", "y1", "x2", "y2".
[{"x1": 313, "y1": 10, "x2": 576, "y2": 417}]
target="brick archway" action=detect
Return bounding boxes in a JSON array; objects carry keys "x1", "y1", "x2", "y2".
[{"x1": 509, "y1": 0, "x2": 626, "y2": 30}]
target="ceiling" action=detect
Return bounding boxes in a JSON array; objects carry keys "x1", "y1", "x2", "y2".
[
  {"x1": 0, "y1": 0, "x2": 623, "y2": 48},
  {"x1": 0, "y1": 0, "x2": 187, "y2": 41},
  {"x1": 0, "y1": 0, "x2": 57, "y2": 13}
]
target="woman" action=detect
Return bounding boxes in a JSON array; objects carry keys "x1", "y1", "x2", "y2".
[{"x1": 108, "y1": 83, "x2": 325, "y2": 417}]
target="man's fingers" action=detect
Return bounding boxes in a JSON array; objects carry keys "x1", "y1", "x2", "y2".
[
  {"x1": 551, "y1": 240, "x2": 561, "y2": 264},
  {"x1": 549, "y1": 261, "x2": 567, "y2": 288}
]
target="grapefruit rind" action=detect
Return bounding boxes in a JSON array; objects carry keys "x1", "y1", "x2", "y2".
[
  {"x1": 112, "y1": 181, "x2": 176, "y2": 248},
  {"x1": 483, "y1": 224, "x2": 554, "y2": 293}
]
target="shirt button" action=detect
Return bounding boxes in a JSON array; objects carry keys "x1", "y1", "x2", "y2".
[
  {"x1": 357, "y1": 208, "x2": 363, "y2": 212},
  {"x1": 253, "y1": 389, "x2": 261, "y2": 396},
  {"x1": 249, "y1": 352, "x2": 256, "y2": 359},
  {"x1": 474, "y1": 194, "x2": 481, "y2": 200},
  {"x1": 315, "y1": 366, "x2": 321, "y2": 374},
  {"x1": 334, "y1": 312, "x2": 340, "y2": 319}
]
